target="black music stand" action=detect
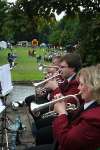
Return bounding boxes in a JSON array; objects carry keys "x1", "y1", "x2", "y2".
[
  {"x1": 0, "y1": 89, "x2": 13, "y2": 150},
  {"x1": 0, "y1": 64, "x2": 13, "y2": 150},
  {"x1": 0, "y1": 95, "x2": 9, "y2": 150}
]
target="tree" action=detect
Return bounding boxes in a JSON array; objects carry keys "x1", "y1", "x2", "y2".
[
  {"x1": 77, "y1": 13, "x2": 100, "y2": 65},
  {"x1": 1, "y1": 0, "x2": 56, "y2": 42},
  {"x1": 0, "y1": 0, "x2": 8, "y2": 40},
  {"x1": 16, "y1": 0, "x2": 100, "y2": 17},
  {"x1": 36, "y1": 15, "x2": 56, "y2": 43},
  {"x1": 2, "y1": 2, "x2": 37, "y2": 41},
  {"x1": 49, "y1": 15, "x2": 79, "y2": 46}
]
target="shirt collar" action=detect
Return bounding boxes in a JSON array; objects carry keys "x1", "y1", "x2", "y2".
[
  {"x1": 67, "y1": 73, "x2": 76, "y2": 82},
  {"x1": 84, "y1": 100, "x2": 96, "y2": 110}
]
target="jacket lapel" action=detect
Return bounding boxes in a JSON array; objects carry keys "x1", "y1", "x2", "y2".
[{"x1": 84, "y1": 101, "x2": 98, "y2": 111}]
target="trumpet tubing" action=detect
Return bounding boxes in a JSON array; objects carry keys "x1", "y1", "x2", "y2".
[
  {"x1": 33, "y1": 73, "x2": 60, "y2": 87},
  {"x1": 31, "y1": 93, "x2": 80, "y2": 113},
  {"x1": 38, "y1": 64, "x2": 59, "y2": 71},
  {"x1": 44, "y1": 65, "x2": 59, "y2": 69},
  {"x1": 42, "y1": 103, "x2": 76, "y2": 119}
]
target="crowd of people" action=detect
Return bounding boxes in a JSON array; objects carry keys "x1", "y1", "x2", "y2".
[{"x1": 24, "y1": 53, "x2": 100, "y2": 150}]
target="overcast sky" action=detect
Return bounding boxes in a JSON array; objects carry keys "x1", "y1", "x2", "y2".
[
  {"x1": 7, "y1": 0, "x2": 65, "y2": 21},
  {"x1": 54, "y1": 11, "x2": 65, "y2": 21},
  {"x1": 7, "y1": 0, "x2": 16, "y2": 3}
]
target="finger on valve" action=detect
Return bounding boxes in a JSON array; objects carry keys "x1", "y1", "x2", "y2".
[
  {"x1": 54, "y1": 93, "x2": 63, "y2": 100},
  {"x1": 54, "y1": 101, "x2": 66, "y2": 114}
]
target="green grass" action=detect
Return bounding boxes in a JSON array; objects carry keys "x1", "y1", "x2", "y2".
[{"x1": 0, "y1": 47, "x2": 49, "y2": 81}]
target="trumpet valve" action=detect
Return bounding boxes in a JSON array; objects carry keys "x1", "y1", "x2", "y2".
[{"x1": 66, "y1": 103, "x2": 77, "y2": 111}]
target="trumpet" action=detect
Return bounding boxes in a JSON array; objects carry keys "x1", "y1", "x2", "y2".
[
  {"x1": 31, "y1": 93, "x2": 80, "y2": 116},
  {"x1": 42, "y1": 102, "x2": 76, "y2": 119},
  {"x1": 32, "y1": 73, "x2": 61, "y2": 96},
  {"x1": 33, "y1": 65, "x2": 63, "y2": 96},
  {"x1": 33, "y1": 73, "x2": 61, "y2": 87},
  {"x1": 38, "y1": 64, "x2": 59, "y2": 72}
]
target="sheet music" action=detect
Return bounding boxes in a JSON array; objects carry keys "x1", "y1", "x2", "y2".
[
  {"x1": 0, "y1": 98, "x2": 5, "y2": 113},
  {"x1": 0, "y1": 64, "x2": 13, "y2": 96}
]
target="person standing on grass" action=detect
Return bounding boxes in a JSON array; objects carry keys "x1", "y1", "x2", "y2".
[{"x1": 7, "y1": 53, "x2": 14, "y2": 69}]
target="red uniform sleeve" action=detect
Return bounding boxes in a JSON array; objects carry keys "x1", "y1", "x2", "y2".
[{"x1": 52, "y1": 112, "x2": 100, "y2": 150}]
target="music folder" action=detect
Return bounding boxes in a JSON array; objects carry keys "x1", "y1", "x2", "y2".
[
  {"x1": 0, "y1": 64, "x2": 13, "y2": 97},
  {"x1": 0, "y1": 98, "x2": 5, "y2": 113}
]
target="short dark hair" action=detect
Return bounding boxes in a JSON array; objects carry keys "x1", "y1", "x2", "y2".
[
  {"x1": 52, "y1": 55, "x2": 62, "y2": 61},
  {"x1": 61, "y1": 53, "x2": 82, "y2": 72}
]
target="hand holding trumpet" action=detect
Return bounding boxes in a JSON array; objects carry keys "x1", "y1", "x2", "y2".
[
  {"x1": 45, "y1": 77, "x2": 59, "y2": 90},
  {"x1": 53, "y1": 93, "x2": 67, "y2": 115},
  {"x1": 31, "y1": 93, "x2": 80, "y2": 119},
  {"x1": 45, "y1": 71, "x2": 64, "y2": 90}
]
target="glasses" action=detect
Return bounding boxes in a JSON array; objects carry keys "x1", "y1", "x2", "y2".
[{"x1": 60, "y1": 65, "x2": 68, "y2": 69}]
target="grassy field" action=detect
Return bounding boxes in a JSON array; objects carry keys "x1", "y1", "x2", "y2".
[{"x1": 0, "y1": 47, "x2": 49, "y2": 81}]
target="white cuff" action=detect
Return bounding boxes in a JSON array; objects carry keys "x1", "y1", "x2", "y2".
[{"x1": 59, "y1": 112, "x2": 68, "y2": 116}]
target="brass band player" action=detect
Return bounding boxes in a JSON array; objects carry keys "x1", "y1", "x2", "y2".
[
  {"x1": 25, "y1": 64, "x2": 100, "y2": 150},
  {"x1": 31, "y1": 53, "x2": 84, "y2": 146},
  {"x1": 25, "y1": 56, "x2": 62, "y2": 120}
]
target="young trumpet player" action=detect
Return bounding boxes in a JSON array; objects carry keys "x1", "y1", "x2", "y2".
[
  {"x1": 26, "y1": 65, "x2": 100, "y2": 150},
  {"x1": 52, "y1": 65, "x2": 100, "y2": 150}
]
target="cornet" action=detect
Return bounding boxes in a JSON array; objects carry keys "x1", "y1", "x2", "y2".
[
  {"x1": 32, "y1": 73, "x2": 61, "y2": 96},
  {"x1": 33, "y1": 73, "x2": 61, "y2": 87},
  {"x1": 38, "y1": 64, "x2": 59, "y2": 72},
  {"x1": 38, "y1": 64, "x2": 59, "y2": 73},
  {"x1": 33, "y1": 66, "x2": 64, "y2": 96},
  {"x1": 31, "y1": 93, "x2": 80, "y2": 116}
]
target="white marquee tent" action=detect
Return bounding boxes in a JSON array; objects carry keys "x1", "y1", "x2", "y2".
[{"x1": 0, "y1": 41, "x2": 7, "y2": 49}]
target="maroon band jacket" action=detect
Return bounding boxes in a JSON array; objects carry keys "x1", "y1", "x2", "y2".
[
  {"x1": 52, "y1": 105, "x2": 100, "y2": 150},
  {"x1": 51, "y1": 77, "x2": 84, "y2": 105}
]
